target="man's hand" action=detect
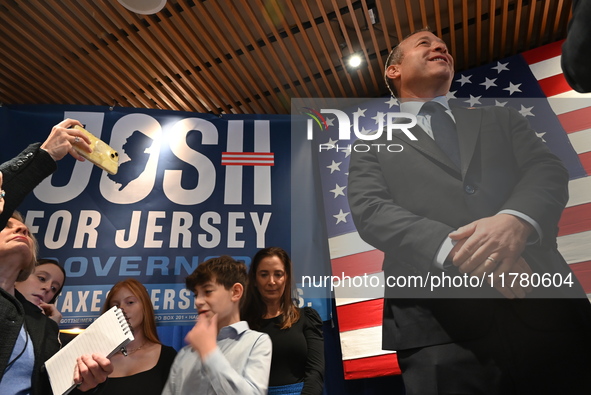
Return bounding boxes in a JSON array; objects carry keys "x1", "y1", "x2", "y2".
[
  {"x1": 73, "y1": 354, "x2": 113, "y2": 392},
  {"x1": 449, "y1": 214, "x2": 534, "y2": 276},
  {"x1": 40, "y1": 302, "x2": 62, "y2": 324},
  {"x1": 185, "y1": 313, "x2": 218, "y2": 360},
  {"x1": 40, "y1": 118, "x2": 92, "y2": 161}
]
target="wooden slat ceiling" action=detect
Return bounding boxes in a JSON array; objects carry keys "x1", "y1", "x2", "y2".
[{"x1": 0, "y1": 0, "x2": 573, "y2": 115}]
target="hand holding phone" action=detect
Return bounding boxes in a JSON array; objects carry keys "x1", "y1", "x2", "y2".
[{"x1": 72, "y1": 125, "x2": 119, "y2": 175}]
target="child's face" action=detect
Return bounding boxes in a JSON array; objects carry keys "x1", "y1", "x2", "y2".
[
  {"x1": 16, "y1": 263, "x2": 64, "y2": 306},
  {"x1": 108, "y1": 286, "x2": 144, "y2": 333},
  {"x1": 193, "y1": 280, "x2": 237, "y2": 327}
]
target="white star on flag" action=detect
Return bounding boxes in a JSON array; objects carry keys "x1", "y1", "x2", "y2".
[
  {"x1": 504, "y1": 82, "x2": 522, "y2": 95},
  {"x1": 385, "y1": 97, "x2": 399, "y2": 108},
  {"x1": 326, "y1": 117, "x2": 335, "y2": 127},
  {"x1": 519, "y1": 105, "x2": 535, "y2": 117},
  {"x1": 360, "y1": 127, "x2": 372, "y2": 135},
  {"x1": 492, "y1": 61, "x2": 510, "y2": 73},
  {"x1": 535, "y1": 131, "x2": 547, "y2": 142},
  {"x1": 343, "y1": 145, "x2": 352, "y2": 158},
  {"x1": 353, "y1": 108, "x2": 367, "y2": 118},
  {"x1": 495, "y1": 100, "x2": 508, "y2": 107},
  {"x1": 446, "y1": 90, "x2": 457, "y2": 100},
  {"x1": 333, "y1": 209, "x2": 350, "y2": 224},
  {"x1": 456, "y1": 74, "x2": 472, "y2": 86},
  {"x1": 325, "y1": 137, "x2": 338, "y2": 146},
  {"x1": 480, "y1": 77, "x2": 497, "y2": 90},
  {"x1": 372, "y1": 112, "x2": 385, "y2": 124},
  {"x1": 465, "y1": 95, "x2": 482, "y2": 107},
  {"x1": 330, "y1": 184, "x2": 346, "y2": 198},
  {"x1": 327, "y1": 160, "x2": 342, "y2": 173}
]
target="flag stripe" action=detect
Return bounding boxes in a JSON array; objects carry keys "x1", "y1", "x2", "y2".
[
  {"x1": 329, "y1": 231, "x2": 376, "y2": 259},
  {"x1": 342, "y1": 354, "x2": 401, "y2": 380},
  {"x1": 520, "y1": 40, "x2": 564, "y2": 65},
  {"x1": 580, "y1": 151, "x2": 591, "y2": 175},
  {"x1": 331, "y1": 249, "x2": 384, "y2": 278},
  {"x1": 335, "y1": 295, "x2": 382, "y2": 307},
  {"x1": 547, "y1": 94, "x2": 591, "y2": 115},
  {"x1": 537, "y1": 73, "x2": 572, "y2": 97},
  {"x1": 336, "y1": 299, "x2": 383, "y2": 332},
  {"x1": 558, "y1": 203, "x2": 591, "y2": 237},
  {"x1": 557, "y1": 106, "x2": 591, "y2": 134},
  {"x1": 333, "y1": 272, "x2": 385, "y2": 302},
  {"x1": 557, "y1": 230, "x2": 591, "y2": 264},
  {"x1": 570, "y1": 260, "x2": 591, "y2": 293},
  {"x1": 570, "y1": 129, "x2": 591, "y2": 154},
  {"x1": 527, "y1": 56, "x2": 561, "y2": 81},
  {"x1": 339, "y1": 326, "x2": 394, "y2": 360},
  {"x1": 567, "y1": 177, "x2": 591, "y2": 208}
]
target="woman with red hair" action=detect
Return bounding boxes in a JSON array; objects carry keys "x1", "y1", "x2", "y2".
[{"x1": 98, "y1": 278, "x2": 176, "y2": 395}]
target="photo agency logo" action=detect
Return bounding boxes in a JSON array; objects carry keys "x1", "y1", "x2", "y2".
[{"x1": 301, "y1": 104, "x2": 418, "y2": 153}]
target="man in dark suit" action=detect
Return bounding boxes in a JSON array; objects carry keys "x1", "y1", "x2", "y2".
[
  {"x1": 562, "y1": 0, "x2": 591, "y2": 92},
  {"x1": 348, "y1": 29, "x2": 591, "y2": 394}
]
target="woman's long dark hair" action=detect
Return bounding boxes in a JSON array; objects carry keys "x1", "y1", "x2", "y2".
[{"x1": 242, "y1": 247, "x2": 300, "y2": 330}]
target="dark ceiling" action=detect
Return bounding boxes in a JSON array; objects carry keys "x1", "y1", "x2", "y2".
[{"x1": 0, "y1": 0, "x2": 573, "y2": 115}]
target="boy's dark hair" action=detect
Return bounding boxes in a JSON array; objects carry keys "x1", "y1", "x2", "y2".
[{"x1": 185, "y1": 255, "x2": 248, "y2": 293}]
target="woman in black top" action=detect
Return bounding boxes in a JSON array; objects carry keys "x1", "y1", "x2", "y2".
[
  {"x1": 242, "y1": 247, "x2": 324, "y2": 395},
  {"x1": 97, "y1": 278, "x2": 176, "y2": 395}
]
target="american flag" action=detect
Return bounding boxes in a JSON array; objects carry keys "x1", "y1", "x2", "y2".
[{"x1": 314, "y1": 39, "x2": 591, "y2": 380}]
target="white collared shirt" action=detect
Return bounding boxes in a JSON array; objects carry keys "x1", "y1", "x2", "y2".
[
  {"x1": 399, "y1": 96, "x2": 455, "y2": 139},
  {"x1": 162, "y1": 321, "x2": 272, "y2": 395}
]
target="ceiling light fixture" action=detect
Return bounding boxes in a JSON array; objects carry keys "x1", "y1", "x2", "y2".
[
  {"x1": 344, "y1": 52, "x2": 364, "y2": 71},
  {"x1": 117, "y1": 0, "x2": 167, "y2": 15}
]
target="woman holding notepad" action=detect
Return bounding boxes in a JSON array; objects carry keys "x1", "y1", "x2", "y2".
[
  {"x1": 0, "y1": 119, "x2": 111, "y2": 394},
  {"x1": 0, "y1": 212, "x2": 112, "y2": 394}
]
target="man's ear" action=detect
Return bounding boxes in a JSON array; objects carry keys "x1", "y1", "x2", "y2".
[
  {"x1": 386, "y1": 64, "x2": 400, "y2": 81},
  {"x1": 231, "y1": 283, "x2": 244, "y2": 302}
]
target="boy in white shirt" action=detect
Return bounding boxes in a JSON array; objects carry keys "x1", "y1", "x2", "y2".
[{"x1": 162, "y1": 256, "x2": 272, "y2": 395}]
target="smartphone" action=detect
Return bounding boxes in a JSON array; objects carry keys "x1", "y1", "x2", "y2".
[{"x1": 72, "y1": 125, "x2": 119, "y2": 175}]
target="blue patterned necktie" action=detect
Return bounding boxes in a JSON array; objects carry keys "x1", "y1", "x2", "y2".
[{"x1": 421, "y1": 101, "x2": 461, "y2": 168}]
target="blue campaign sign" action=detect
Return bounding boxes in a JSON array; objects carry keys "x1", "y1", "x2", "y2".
[{"x1": 0, "y1": 104, "x2": 336, "y2": 328}]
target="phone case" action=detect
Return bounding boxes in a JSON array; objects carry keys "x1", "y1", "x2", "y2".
[{"x1": 72, "y1": 125, "x2": 119, "y2": 175}]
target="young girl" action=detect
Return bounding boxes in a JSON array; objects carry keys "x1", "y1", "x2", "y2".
[{"x1": 97, "y1": 278, "x2": 176, "y2": 395}]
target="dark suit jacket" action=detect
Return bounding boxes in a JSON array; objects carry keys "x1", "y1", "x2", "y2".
[
  {"x1": 562, "y1": 0, "x2": 591, "y2": 93},
  {"x1": 18, "y1": 291, "x2": 61, "y2": 395},
  {"x1": 0, "y1": 290, "x2": 60, "y2": 395},
  {"x1": 0, "y1": 142, "x2": 57, "y2": 229},
  {"x1": 348, "y1": 104, "x2": 591, "y2": 350}
]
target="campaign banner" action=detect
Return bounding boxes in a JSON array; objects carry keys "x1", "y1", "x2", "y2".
[{"x1": 0, "y1": 104, "x2": 330, "y2": 328}]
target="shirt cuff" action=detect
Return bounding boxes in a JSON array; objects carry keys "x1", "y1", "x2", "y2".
[
  {"x1": 433, "y1": 237, "x2": 456, "y2": 270},
  {"x1": 498, "y1": 209, "x2": 542, "y2": 244}
]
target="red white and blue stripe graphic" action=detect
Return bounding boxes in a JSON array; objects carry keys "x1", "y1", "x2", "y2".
[{"x1": 221, "y1": 151, "x2": 274, "y2": 166}]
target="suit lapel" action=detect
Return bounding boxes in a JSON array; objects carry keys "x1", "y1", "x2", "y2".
[
  {"x1": 392, "y1": 123, "x2": 461, "y2": 174},
  {"x1": 390, "y1": 107, "x2": 482, "y2": 176}
]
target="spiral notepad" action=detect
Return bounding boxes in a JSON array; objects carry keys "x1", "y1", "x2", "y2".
[{"x1": 45, "y1": 306, "x2": 134, "y2": 395}]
